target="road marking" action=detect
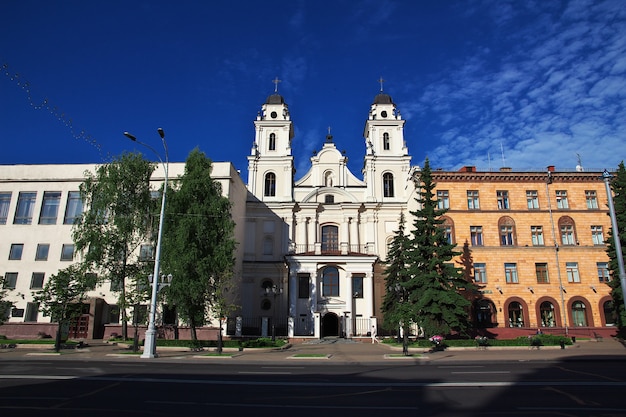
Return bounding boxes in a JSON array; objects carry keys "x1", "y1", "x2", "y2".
[
  {"x1": 451, "y1": 371, "x2": 511, "y2": 374},
  {"x1": 238, "y1": 371, "x2": 293, "y2": 375}
]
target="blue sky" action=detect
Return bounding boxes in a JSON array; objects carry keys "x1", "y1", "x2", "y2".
[{"x1": 1, "y1": 0, "x2": 625, "y2": 178}]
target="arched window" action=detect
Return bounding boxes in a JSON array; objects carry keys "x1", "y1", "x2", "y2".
[
  {"x1": 558, "y1": 216, "x2": 577, "y2": 245},
  {"x1": 321, "y1": 225, "x2": 339, "y2": 253},
  {"x1": 268, "y1": 133, "x2": 276, "y2": 151},
  {"x1": 441, "y1": 216, "x2": 455, "y2": 244},
  {"x1": 383, "y1": 132, "x2": 390, "y2": 150},
  {"x1": 383, "y1": 172, "x2": 394, "y2": 197},
  {"x1": 322, "y1": 266, "x2": 339, "y2": 297},
  {"x1": 604, "y1": 300, "x2": 617, "y2": 326},
  {"x1": 572, "y1": 301, "x2": 587, "y2": 326},
  {"x1": 540, "y1": 301, "x2": 556, "y2": 327},
  {"x1": 508, "y1": 301, "x2": 524, "y2": 327},
  {"x1": 264, "y1": 172, "x2": 276, "y2": 196},
  {"x1": 499, "y1": 216, "x2": 516, "y2": 246}
]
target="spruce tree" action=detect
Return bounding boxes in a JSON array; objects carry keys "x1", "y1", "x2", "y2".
[
  {"x1": 406, "y1": 158, "x2": 475, "y2": 338},
  {"x1": 606, "y1": 161, "x2": 626, "y2": 329},
  {"x1": 382, "y1": 211, "x2": 413, "y2": 355}
]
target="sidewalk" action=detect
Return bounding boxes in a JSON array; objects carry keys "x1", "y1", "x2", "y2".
[{"x1": 1, "y1": 337, "x2": 624, "y2": 364}]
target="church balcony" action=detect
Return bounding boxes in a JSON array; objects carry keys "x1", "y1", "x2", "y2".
[{"x1": 288, "y1": 243, "x2": 370, "y2": 256}]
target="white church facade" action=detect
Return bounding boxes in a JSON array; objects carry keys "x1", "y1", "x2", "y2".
[{"x1": 241, "y1": 90, "x2": 417, "y2": 339}]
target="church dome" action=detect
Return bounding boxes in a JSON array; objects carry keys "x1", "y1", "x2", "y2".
[
  {"x1": 265, "y1": 93, "x2": 285, "y2": 105},
  {"x1": 373, "y1": 93, "x2": 394, "y2": 105}
]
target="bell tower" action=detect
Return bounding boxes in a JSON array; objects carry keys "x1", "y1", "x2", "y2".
[
  {"x1": 247, "y1": 78, "x2": 295, "y2": 201},
  {"x1": 362, "y1": 78, "x2": 412, "y2": 202}
]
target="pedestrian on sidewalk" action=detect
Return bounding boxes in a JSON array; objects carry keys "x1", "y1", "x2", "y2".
[{"x1": 371, "y1": 326, "x2": 380, "y2": 344}]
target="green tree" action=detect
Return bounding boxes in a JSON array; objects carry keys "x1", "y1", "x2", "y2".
[
  {"x1": 32, "y1": 265, "x2": 97, "y2": 352},
  {"x1": 162, "y1": 149, "x2": 237, "y2": 343},
  {"x1": 456, "y1": 240, "x2": 483, "y2": 311},
  {"x1": 406, "y1": 158, "x2": 476, "y2": 338},
  {"x1": 382, "y1": 211, "x2": 414, "y2": 355},
  {"x1": 72, "y1": 153, "x2": 156, "y2": 340},
  {"x1": 606, "y1": 161, "x2": 626, "y2": 329},
  {"x1": 0, "y1": 275, "x2": 13, "y2": 326}
]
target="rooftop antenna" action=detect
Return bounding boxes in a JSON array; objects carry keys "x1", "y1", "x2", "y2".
[{"x1": 272, "y1": 76, "x2": 281, "y2": 93}]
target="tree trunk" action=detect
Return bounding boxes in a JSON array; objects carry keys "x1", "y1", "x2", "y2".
[
  {"x1": 217, "y1": 318, "x2": 223, "y2": 354},
  {"x1": 402, "y1": 326, "x2": 409, "y2": 356}
]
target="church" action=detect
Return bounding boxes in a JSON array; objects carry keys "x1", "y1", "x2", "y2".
[{"x1": 0, "y1": 85, "x2": 616, "y2": 341}]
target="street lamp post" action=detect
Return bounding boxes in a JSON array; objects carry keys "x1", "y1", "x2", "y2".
[
  {"x1": 266, "y1": 285, "x2": 282, "y2": 341},
  {"x1": 124, "y1": 128, "x2": 169, "y2": 359},
  {"x1": 602, "y1": 170, "x2": 626, "y2": 312}
]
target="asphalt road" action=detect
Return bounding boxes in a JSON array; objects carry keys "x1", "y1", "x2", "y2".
[{"x1": 1, "y1": 358, "x2": 626, "y2": 416}]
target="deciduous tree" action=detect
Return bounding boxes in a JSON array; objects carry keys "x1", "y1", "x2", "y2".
[
  {"x1": 32, "y1": 265, "x2": 97, "y2": 352},
  {"x1": 162, "y1": 149, "x2": 237, "y2": 343},
  {"x1": 72, "y1": 153, "x2": 155, "y2": 340}
]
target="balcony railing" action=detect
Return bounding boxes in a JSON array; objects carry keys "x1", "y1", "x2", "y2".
[{"x1": 288, "y1": 243, "x2": 370, "y2": 255}]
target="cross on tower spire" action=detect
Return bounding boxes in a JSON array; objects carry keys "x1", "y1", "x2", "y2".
[
  {"x1": 272, "y1": 77, "x2": 281, "y2": 93},
  {"x1": 378, "y1": 76, "x2": 385, "y2": 92}
]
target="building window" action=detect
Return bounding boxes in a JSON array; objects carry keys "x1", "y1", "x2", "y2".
[
  {"x1": 535, "y1": 263, "x2": 549, "y2": 283},
  {"x1": 0, "y1": 192, "x2": 11, "y2": 224},
  {"x1": 14, "y1": 191, "x2": 37, "y2": 224},
  {"x1": 139, "y1": 244, "x2": 154, "y2": 261},
  {"x1": 353, "y1": 275, "x2": 364, "y2": 298},
  {"x1": 110, "y1": 278, "x2": 123, "y2": 292},
  {"x1": 9, "y1": 243, "x2": 24, "y2": 260},
  {"x1": 572, "y1": 301, "x2": 587, "y2": 326},
  {"x1": 132, "y1": 305, "x2": 148, "y2": 325},
  {"x1": 474, "y1": 263, "x2": 487, "y2": 283},
  {"x1": 383, "y1": 172, "x2": 394, "y2": 197},
  {"x1": 467, "y1": 190, "x2": 480, "y2": 210},
  {"x1": 108, "y1": 305, "x2": 120, "y2": 324},
  {"x1": 324, "y1": 194, "x2": 335, "y2": 204},
  {"x1": 264, "y1": 172, "x2": 276, "y2": 197},
  {"x1": 566, "y1": 262, "x2": 580, "y2": 283},
  {"x1": 39, "y1": 191, "x2": 61, "y2": 224},
  {"x1": 526, "y1": 190, "x2": 539, "y2": 209},
  {"x1": 470, "y1": 226, "x2": 483, "y2": 246},
  {"x1": 499, "y1": 217, "x2": 516, "y2": 246},
  {"x1": 540, "y1": 302, "x2": 556, "y2": 327},
  {"x1": 556, "y1": 190, "x2": 569, "y2": 209},
  {"x1": 497, "y1": 190, "x2": 510, "y2": 210},
  {"x1": 597, "y1": 262, "x2": 610, "y2": 283},
  {"x1": 585, "y1": 190, "x2": 598, "y2": 209},
  {"x1": 3, "y1": 272, "x2": 18, "y2": 289},
  {"x1": 591, "y1": 226, "x2": 604, "y2": 245},
  {"x1": 508, "y1": 301, "x2": 524, "y2": 327},
  {"x1": 322, "y1": 266, "x2": 339, "y2": 297},
  {"x1": 64, "y1": 191, "x2": 83, "y2": 224},
  {"x1": 321, "y1": 225, "x2": 339, "y2": 253},
  {"x1": 559, "y1": 217, "x2": 576, "y2": 245},
  {"x1": 60, "y1": 244, "x2": 75, "y2": 261},
  {"x1": 603, "y1": 300, "x2": 617, "y2": 326},
  {"x1": 382, "y1": 132, "x2": 390, "y2": 150},
  {"x1": 531, "y1": 226, "x2": 544, "y2": 246},
  {"x1": 263, "y1": 236, "x2": 273, "y2": 255},
  {"x1": 25, "y1": 302, "x2": 39, "y2": 322},
  {"x1": 268, "y1": 133, "x2": 276, "y2": 151},
  {"x1": 298, "y1": 274, "x2": 310, "y2": 299},
  {"x1": 437, "y1": 190, "x2": 449, "y2": 209},
  {"x1": 30, "y1": 272, "x2": 45, "y2": 289},
  {"x1": 441, "y1": 217, "x2": 454, "y2": 244},
  {"x1": 35, "y1": 244, "x2": 50, "y2": 261},
  {"x1": 504, "y1": 263, "x2": 518, "y2": 283}
]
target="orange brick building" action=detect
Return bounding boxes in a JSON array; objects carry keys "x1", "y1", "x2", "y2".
[{"x1": 431, "y1": 165, "x2": 616, "y2": 338}]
